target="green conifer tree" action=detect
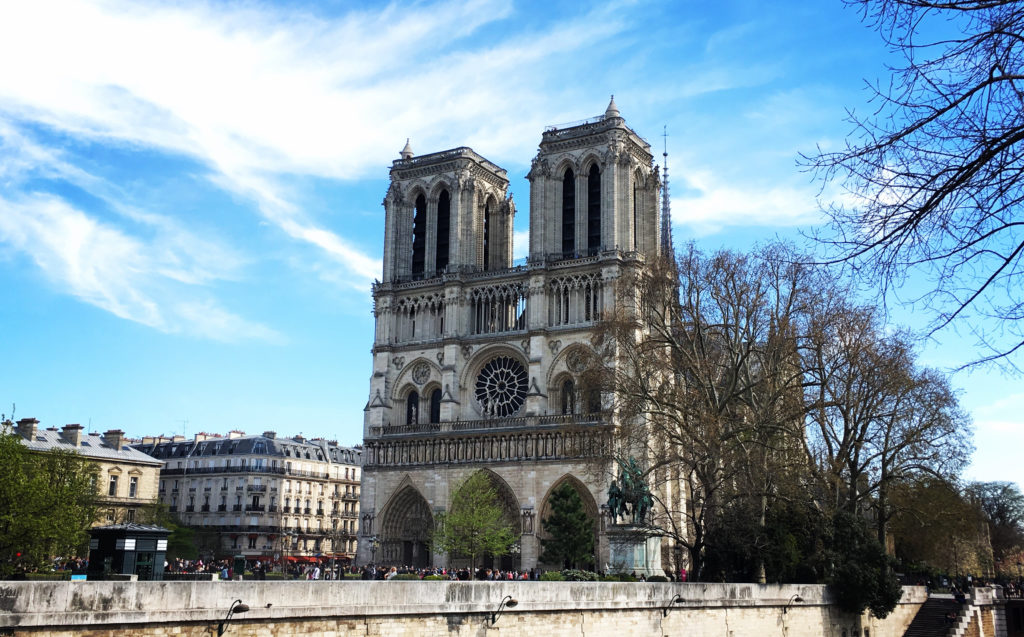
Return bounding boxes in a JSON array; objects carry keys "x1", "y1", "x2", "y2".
[{"x1": 540, "y1": 483, "x2": 594, "y2": 570}]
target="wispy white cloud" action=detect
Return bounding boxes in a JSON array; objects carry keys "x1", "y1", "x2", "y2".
[
  {"x1": 673, "y1": 166, "x2": 821, "y2": 235},
  {"x1": 0, "y1": 191, "x2": 280, "y2": 343},
  {"x1": 0, "y1": 0, "x2": 641, "y2": 298}
]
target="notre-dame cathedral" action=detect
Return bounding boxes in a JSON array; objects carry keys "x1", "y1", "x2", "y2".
[{"x1": 357, "y1": 98, "x2": 678, "y2": 572}]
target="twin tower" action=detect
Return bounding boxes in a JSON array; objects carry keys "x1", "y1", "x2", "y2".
[{"x1": 359, "y1": 98, "x2": 675, "y2": 572}]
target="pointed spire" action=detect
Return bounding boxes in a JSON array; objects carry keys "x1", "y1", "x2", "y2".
[
  {"x1": 661, "y1": 125, "x2": 674, "y2": 258},
  {"x1": 605, "y1": 94, "x2": 620, "y2": 119},
  {"x1": 400, "y1": 138, "x2": 414, "y2": 160}
]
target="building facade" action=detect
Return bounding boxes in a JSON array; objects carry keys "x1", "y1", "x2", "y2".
[
  {"x1": 14, "y1": 418, "x2": 162, "y2": 525},
  {"x1": 359, "y1": 98, "x2": 681, "y2": 571},
  {"x1": 134, "y1": 431, "x2": 361, "y2": 564}
]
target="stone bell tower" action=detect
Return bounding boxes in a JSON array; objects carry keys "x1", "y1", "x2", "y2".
[{"x1": 358, "y1": 98, "x2": 676, "y2": 575}]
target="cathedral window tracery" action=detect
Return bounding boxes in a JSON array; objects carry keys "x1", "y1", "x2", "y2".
[
  {"x1": 548, "y1": 273, "x2": 603, "y2": 327},
  {"x1": 469, "y1": 283, "x2": 527, "y2": 335},
  {"x1": 474, "y1": 355, "x2": 529, "y2": 417},
  {"x1": 395, "y1": 293, "x2": 444, "y2": 342}
]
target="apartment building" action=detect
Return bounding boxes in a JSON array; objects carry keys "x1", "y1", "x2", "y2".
[{"x1": 135, "y1": 431, "x2": 361, "y2": 564}]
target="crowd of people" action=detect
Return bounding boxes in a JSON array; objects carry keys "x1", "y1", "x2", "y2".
[{"x1": 359, "y1": 565, "x2": 544, "y2": 580}]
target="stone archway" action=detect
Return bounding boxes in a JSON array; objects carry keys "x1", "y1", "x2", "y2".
[
  {"x1": 537, "y1": 474, "x2": 600, "y2": 570},
  {"x1": 452, "y1": 469, "x2": 522, "y2": 571},
  {"x1": 378, "y1": 485, "x2": 433, "y2": 568}
]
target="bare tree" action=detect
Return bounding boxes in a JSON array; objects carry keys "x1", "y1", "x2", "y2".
[
  {"x1": 593, "y1": 245, "x2": 818, "y2": 581},
  {"x1": 806, "y1": 0, "x2": 1024, "y2": 368},
  {"x1": 801, "y1": 303, "x2": 972, "y2": 547}
]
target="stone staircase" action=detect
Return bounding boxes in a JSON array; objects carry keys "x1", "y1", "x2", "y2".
[{"x1": 903, "y1": 595, "x2": 961, "y2": 637}]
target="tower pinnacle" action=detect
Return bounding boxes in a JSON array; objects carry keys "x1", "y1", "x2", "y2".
[
  {"x1": 400, "y1": 138, "x2": 414, "y2": 160},
  {"x1": 604, "y1": 95, "x2": 620, "y2": 119}
]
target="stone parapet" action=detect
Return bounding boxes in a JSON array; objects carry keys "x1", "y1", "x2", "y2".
[{"x1": 0, "y1": 581, "x2": 927, "y2": 636}]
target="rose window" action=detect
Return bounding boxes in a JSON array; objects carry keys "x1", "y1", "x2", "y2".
[{"x1": 474, "y1": 355, "x2": 528, "y2": 417}]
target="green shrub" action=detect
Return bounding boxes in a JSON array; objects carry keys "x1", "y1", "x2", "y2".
[
  {"x1": 646, "y1": 575, "x2": 668, "y2": 582},
  {"x1": 344, "y1": 573, "x2": 362, "y2": 579},
  {"x1": 393, "y1": 573, "x2": 421, "y2": 580},
  {"x1": 422, "y1": 574, "x2": 446, "y2": 581},
  {"x1": 540, "y1": 571, "x2": 565, "y2": 581},
  {"x1": 561, "y1": 569, "x2": 599, "y2": 581}
]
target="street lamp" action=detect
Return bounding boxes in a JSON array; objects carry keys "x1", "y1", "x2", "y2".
[
  {"x1": 370, "y1": 535, "x2": 380, "y2": 564},
  {"x1": 663, "y1": 594, "x2": 684, "y2": 617},
  {"x1": 217, "y1": 599, "x2": 249, "y2": 636},
  {"x1": 784, "y1": 594, "x2": 804, "y2": 614},
  {"x1": 490, "y1": 595, "x2": 518, "y2": 625}
]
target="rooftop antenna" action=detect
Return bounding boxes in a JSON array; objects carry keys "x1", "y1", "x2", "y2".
[
  {"x1": 661, "y1": 126, "x2": 674, "y2": 258},
  {"x1": 180, "y1": 418, "x2": 189, "y2": 438}
]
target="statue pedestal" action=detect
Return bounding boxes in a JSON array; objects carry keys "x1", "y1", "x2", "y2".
[{"x1": 605, "y1": 525, "x2": 664, "y2": 577}]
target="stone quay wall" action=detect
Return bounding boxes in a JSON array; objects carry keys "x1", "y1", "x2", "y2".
[{"x1": 0, "y1": 580, "x2": 927, "y2": 636}]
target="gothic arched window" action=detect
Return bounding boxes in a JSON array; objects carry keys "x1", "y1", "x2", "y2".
[
  {"x1": 587, "y1": 164, "x2": 601, "y2": 254},
  {"x1": 436, "y1": 190, "x2": 450, "y2": 273},
  {"x1": 632, "y1": 179, "x2": 639, "y2": 251},
  {"x1": 562, "y1": 168, "x2": 575, "y2": 258},
  {"x1": 406, "y1": 391, "x2": 420, "y2": 425},
  {"x1": 412, "y1": 194, "x2": 427, "y2": 278},
  {"x1": 483, "y1": 200, "x2": 492, "y2": 271},
  {"x1": 561, "y1": 379, "x2": 576, "y2": 415},
  {"x1": 429, "y1": 388, "x2": 442, "y2": 423}
]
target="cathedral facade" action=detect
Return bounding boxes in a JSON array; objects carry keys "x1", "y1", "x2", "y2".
[{"x1": 358, "y1": 99, "x2": 671, "y2": 571}]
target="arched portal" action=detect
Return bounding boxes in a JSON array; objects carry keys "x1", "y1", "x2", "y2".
[
  {"x1": 449, "y1": 469, "x2": 522, "y2": 571},
  {"x1": 378, "y1": 485, "x2": 433, "y2": 568},
  {"x1": 537, "y1": 474, "x2": 599, "y2": 570}
]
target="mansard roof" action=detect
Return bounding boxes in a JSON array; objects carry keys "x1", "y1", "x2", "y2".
[
  {"x1": 19, "y1": 428, "x2": 162, "y2": 466},
  {"x1": 133, "y1": 432, "x2": 361, "y2": 466}
]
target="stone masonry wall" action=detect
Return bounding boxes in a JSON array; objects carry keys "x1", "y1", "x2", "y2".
[{"x1": 0, "y1": 581, "x2": 927, "y2": 637}]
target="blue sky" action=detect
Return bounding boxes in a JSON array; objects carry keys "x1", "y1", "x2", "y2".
[{"x1": 0, "y1": 0, "x2": 1019, "y2": 488}]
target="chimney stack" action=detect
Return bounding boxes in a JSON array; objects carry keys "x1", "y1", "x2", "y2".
[
  {"x1": 16, "y1": 418, "x2": 39, "y2": 440},
  {"x1": 263, "y1": 431, "x2": 276, "y2": 439},
  {"x1": 103, "y1": 429, "x2": 125, "y2": 451},
  {"x1": 61, "y1": 424, "x2": 83, "y2": 447}
]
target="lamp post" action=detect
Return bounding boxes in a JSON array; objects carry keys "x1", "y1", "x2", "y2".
[
  {"x1": 217, "y1": 599, "x2": 249, "y2": 636},
  {"x1": 370, "y1": 535, "x2": 380, "y2": 564},
  {"x1": 490, "y1": 595, "x2": 518, "y2": 625}
]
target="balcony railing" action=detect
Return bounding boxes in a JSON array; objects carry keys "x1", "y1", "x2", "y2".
[
  {"x1": 248, "y1": 484, "x2": 267, "y2": 492},
  {"x1": 282, "y1": 506, "x2": 291, "y2": 513},
  {"x1": 245, "y1": 504, "x2": 266, "y2": 512},
  {"x1": 185, "y1": 505, "x2": 195, "y2": 512},
  {"x1": 200, "y1": 504, "x2": 211, "y2": 512},
  {"x1": 267, "y1": 505, "x2": 278, "y2": 512},
  {"x1": 303, "y1": 508, "x2": 311, "y2": 515},
  {"x1": 232, "y1": 504, "x2": 243, "y2": 512},
  {"x1": 217, "y1": 504, "x2": 227, "y2": 512},
  {"x1": 369, "y1": 412, "x2": 605, "y2": 437}
]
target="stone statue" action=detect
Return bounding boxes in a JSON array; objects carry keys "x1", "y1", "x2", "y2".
[
  {"x1": 607, "y1": 479, "x2": 626, "y2": 522},
  {"x1": 607, "y1": 457, "x2": 653, "y2": 525}
]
